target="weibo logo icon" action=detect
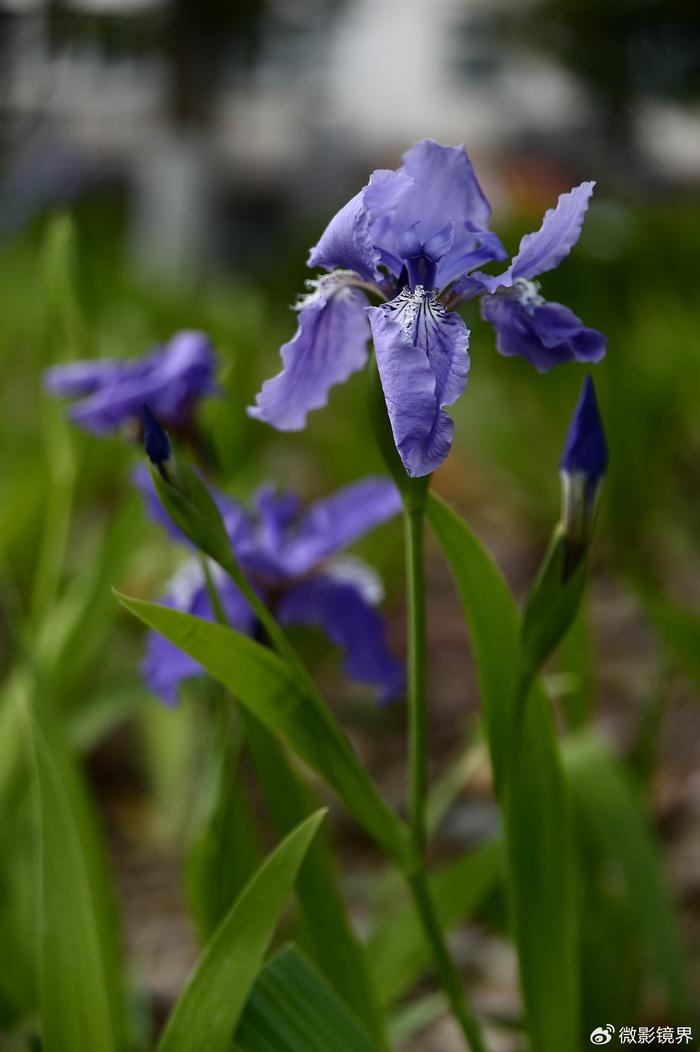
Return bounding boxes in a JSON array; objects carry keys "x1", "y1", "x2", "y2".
[{"x1": 590, "y1": 1025, "x2": 615, "y2": 1045}]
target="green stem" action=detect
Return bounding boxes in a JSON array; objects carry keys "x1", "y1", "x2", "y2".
[
  {"x1": 405, "y1": 504, "x2": 428, "y2": 857},
  {"x1": 404, "y1": 498, "x2": 486, "y2": 1052},
  {"x1": 408, "y1": 870, "x2": 487, "y2": 1052}
]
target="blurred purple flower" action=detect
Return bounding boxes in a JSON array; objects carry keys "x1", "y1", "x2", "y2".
[
  {"x1": 44, "y1": 330, "x2": 217, "y2": 433},
  {"x1": 249, "y1": 140, "x2": 605, "y2": 478},
  {"x1": 135, "y1": 470, "x2": 404, "y2": 704}
]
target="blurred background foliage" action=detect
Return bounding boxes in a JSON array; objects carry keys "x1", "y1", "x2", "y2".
[{"x1": 0, "y1": 0, "x2": 699, "y2": 1048}]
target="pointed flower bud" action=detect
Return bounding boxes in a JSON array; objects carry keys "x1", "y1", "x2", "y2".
[
  {"x1": 559, "y1": 375, "x2": 608, "y2": 546},
  {"x1": 141, "y1": 406, "x2": 235, "y2": 573},
  {"x1": 142, "y1": 403, "x2": 172, "y2": 476}
]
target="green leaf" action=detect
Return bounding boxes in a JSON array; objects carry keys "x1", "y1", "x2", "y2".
[
  {"x1": 24, "y1": 691, "x2": 124, "y2": 1052},
  {"x1": 426, "y1": 494, "x2": 520, "y2": 793},
  {"x1": 158, "y1": 810, "x2": 326, "y2": 1052},
  {"x1": 117, "y1": 594, "x2": 412, "y2": 869},
  {"x1": 521, "y1": 528, "x2": 588, "y2": 681},
  {"x1": 505, "y1": 679, "x2": 579, "y2": 1052},
  {"x1": 368, "y1": 838, "x2": 502, "y2": 1007},
  {"x1": 244, "y1": 714, "x2": 384, "y2": 1042},
  {"x1": 565, "y1": 733, "x2": 688, "y2": 1016},
  {"x1": 186, "y1": 712, "x2": 262, "y2": 941},
  {"x1": 235, "y1": 944, "x2": 384, "y2": 1052},
  {"x1": 427, "y1": 493, "x2": 579, "y2": 1052}
]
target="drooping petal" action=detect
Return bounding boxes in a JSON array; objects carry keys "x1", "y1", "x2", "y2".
[
  {"x1": 277, "y1": 477, "x2": 402, "y2": 577},
  {"x1": 480, "y1": 294, "x2": 607, "y2": 372},
  {"x1": 474, "y1": 182, "x2": 596, "y2": 293},
  {"x1": 307, "y1": 169, "x2": 411, "y2": 282},
  {"x1": 368, "y1": 290, "x2": 470, "y2": 477},
  {"x1": 248, "y1": 282, "x2": 370, "y2": 431},
  {"x1": 55, "y1": 331, "x2": 217, "y2": 433},
  {"x1": 277, "y1": 572, "x2": 403, "y2": 703},
  {"x1": 142, "y1": 560, "x2": 255, "y2": 704},
  {"x1": 371, "y1": 140, "x2": 495, "y2": 288}
]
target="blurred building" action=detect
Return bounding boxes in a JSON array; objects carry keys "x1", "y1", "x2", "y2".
[{"x1": 1, "y1": 0, "x2": 699, "y2": 275}]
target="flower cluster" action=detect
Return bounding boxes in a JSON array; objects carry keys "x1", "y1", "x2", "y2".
[
  {"x1": 44, "y1": 329, "x2": 217, "y2": 433},
  {"x1": 249, "y1": 139, "x2": 606, "y2": 477},
  {"x1": 134, "y1": 467, "x2": 404, "y2": 704}
]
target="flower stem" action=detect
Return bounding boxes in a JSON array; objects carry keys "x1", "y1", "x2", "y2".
[
  {"x1": 404, "y1": 498, "x2": 486, "y2": 1052},
  {"x1": 405, "y1": 504, "x2": 429, "y2": 856},
  {"x1": 408, "y1": 870, "x2": 487, "y2": 1052}
]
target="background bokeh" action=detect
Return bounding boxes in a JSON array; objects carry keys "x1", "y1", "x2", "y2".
[{"x1": 1, "y1": 1, "x2": 699, "y2": 1048}]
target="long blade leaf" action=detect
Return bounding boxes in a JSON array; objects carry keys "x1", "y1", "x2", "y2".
[
  {"x1": 235, "y1": 944, "x2": 383, "y2": 1052},
  {"x1": 565, "y1": 733, "x2": 688, "y2": 1016},
  {"x1": 427, "y1": 493, "x2": 579, "y2": 1052},
  {"x1": 158, "y1": 810, "x2": 325, "y2": 1052},
  {"x1": 24, "y1": 690, "x2": 124, "y2": 1052},
  {"x1": 116, "y1": 594, "x2": 412, "y2": 869}
]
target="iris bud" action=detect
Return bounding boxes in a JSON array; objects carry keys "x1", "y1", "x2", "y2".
[{"x1": 559, "y1": 375, "x2": 608, "y2": 549}]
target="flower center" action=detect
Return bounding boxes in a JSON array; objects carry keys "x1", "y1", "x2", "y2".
[{"x1": 397, "y1": 220, "x2": 455, "y2": 293}]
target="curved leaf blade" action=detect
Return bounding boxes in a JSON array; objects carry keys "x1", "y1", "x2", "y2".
[
  {"x1": 235, "y1": 944, "x2": 383, "y2": 1052},
  {"x1": 427, "y1": 493, "x2": 579, "y2": 1052},
  {"x1": 116, "y1": 594, "x2": 412, "y2": 868},
  {"x1": 25, "y1": 694, "x2": 124, "y2": 1052},
  {"x1": 158, "y1": 810, "x2": 326, "y2": 1052},
  {"x1": 565, "y1": 733, "x2": 688, "y2": 1016}
]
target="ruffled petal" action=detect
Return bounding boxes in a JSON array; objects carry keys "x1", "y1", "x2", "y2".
[
  {"x1": 142, "y1": 561, "x2": 255, "y2": 704},
  {"x1": 371, "y1": 140, "x2": 495, "y2": 288},
  {"x1": 278, "y1": 477, "x2": 402, "y2": 577},
  {"x1": 57, "y1": 331, "x2": 217, "y2": 433},
  {"x1": 475, "y1": 182, "x2": 595, "y2": 293},
  {"x1": 248, "y1": 282, "x2": 370, "y2": 431},
  {"x1": 307, "y1": 169, "x2": 411, "y2": 282},
  {"x1": 277, "y1": 572, "x2": 403, "y2": 703},
  {"x1": 368, "y1": 290, "x2": 470, "y2": 477},
  {"x1": 480, "y1": 295, "x2": 607, "y2": 372}
]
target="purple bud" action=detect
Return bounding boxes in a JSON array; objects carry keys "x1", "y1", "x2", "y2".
[
  {"x1": 559, "y1": 376, "x2": 607, "y2": 544},
  {"x1": 142, "y1": 403, "x2": 171, "y2": 470}
]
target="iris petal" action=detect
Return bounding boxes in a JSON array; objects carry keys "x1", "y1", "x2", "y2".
[
  {"x1": 278, "y1": 477, "x2": 402, "y2": 577},
  {"x1": 475, "y1": 182, "x2": 596, "y2": 293},
  {"x1": 277, "y1": 573, "x2": 403, "y2": 703},
  {"x1": 368, "y1": 290, "x2": 470, "y2": 477},
  {"x1": 248, "y1": 283, "x2": 370, "y2": 430},
  {"x1": 47, "y1": 331, "x2": 217, "y2": 433},
  {"x1": 480, "y1": 295, "x2": 607, "y2": 372},
  {"x1": 307, "y1": 169, "x2": 411, "y2": 282},
  {"x1": 371, "y1": 140, "x2": 496, "y2": 288}
]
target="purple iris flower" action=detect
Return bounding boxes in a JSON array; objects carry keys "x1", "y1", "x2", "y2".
[
  {"x1": 559, "y1": 375, "x2": 608, "y2": 544},
  {"x1": 249, "y1": 139, "x2": 606, "y2": 478},
  {"x1": 44, "y1": 330, "x2": 217, "y2": 433},
  {"x1": 134, "y1": 468, "x2": 404, "y2": 705}
]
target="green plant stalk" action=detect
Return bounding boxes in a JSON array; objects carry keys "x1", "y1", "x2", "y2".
[
  {"x1": 405, "y1": 505, "x2": 428, "y2": 857},
  {"x1": 407, "y1": 870, "x2": 486, "y2": 1052},
  {"x1": 403, "y1": 500, "x2": 486, "y2": 1052}
]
